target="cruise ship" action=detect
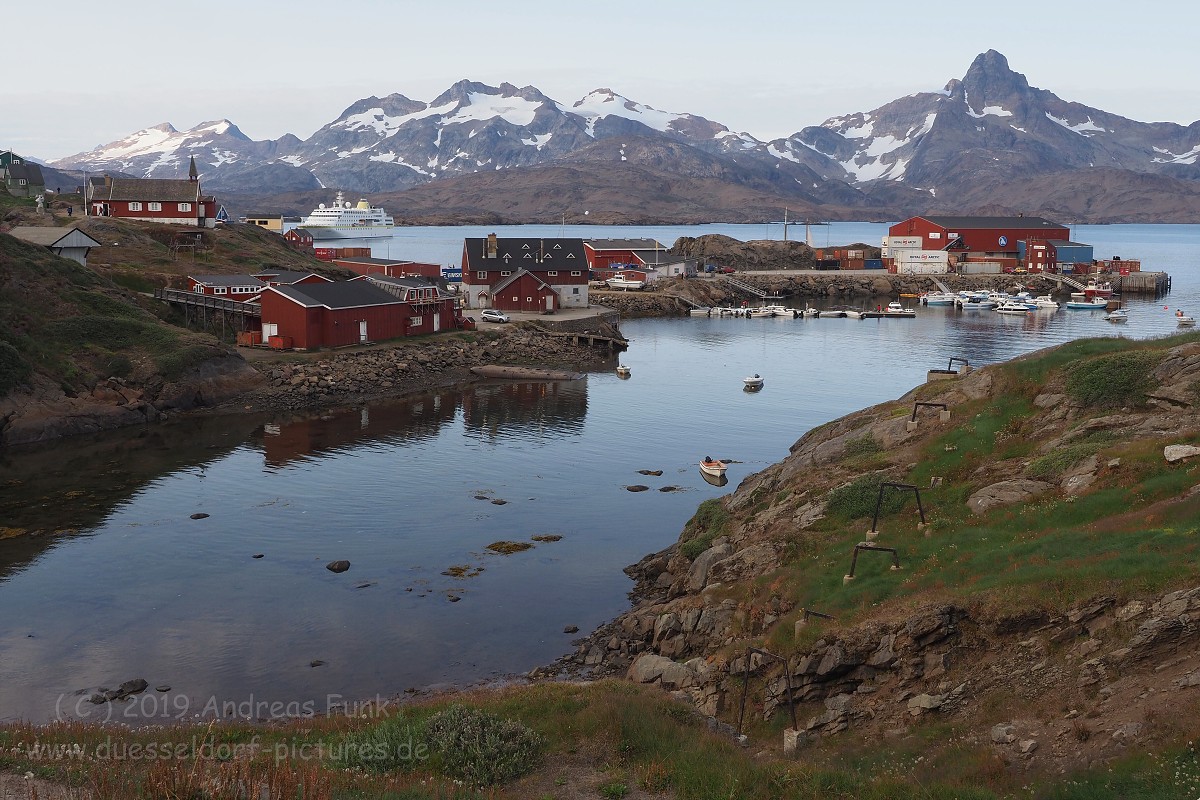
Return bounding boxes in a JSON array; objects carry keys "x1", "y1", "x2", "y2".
[{"x1": 296, "y1": 191, "x2": 395, "y2": 240}]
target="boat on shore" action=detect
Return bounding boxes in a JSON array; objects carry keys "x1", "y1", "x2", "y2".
[
  {"x1": 700, "y1": 457, "x2": 728, "y2": 477},
  {"x1": 605, "y1": 274, "x2": 645, "y2": 291},
  {"x1": 297, "y1": 191, "x2": 394, "y2": 240}
]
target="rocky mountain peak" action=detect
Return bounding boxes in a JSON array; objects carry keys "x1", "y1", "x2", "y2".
[{"x1": 960, "y1": 49, "x2": 1030, "y2": 111}]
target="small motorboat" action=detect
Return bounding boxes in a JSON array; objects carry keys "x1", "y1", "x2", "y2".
[
  {"x1": 1065, "y1": 297, "x2": 1109, "y2": 310},
  {"x1": 699, "y1": 457, "x2": 727, "y2": 477},
  {"x1": 1177, "y1": 309, "x2": 1196, "y2": 327},
  {"x1": 743, "y1": 373, "x2": 764, "y2": 390},
  {"x1": 995, "y1": 300, "x2": 1032, "y2": 315},
  {"x1": 882, "y1": 301, "x2": 916, "y2": 317},
  {"x1": 616, "y1": 365, "x2": 631, "y2": 378},
  {"x1": 1105, "y1": 309, "x2": 1129, "y2": 322}
]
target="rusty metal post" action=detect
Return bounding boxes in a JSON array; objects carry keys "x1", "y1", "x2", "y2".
[{"x1": 735, "y1": 646, "x2": 797, "y2": 736}]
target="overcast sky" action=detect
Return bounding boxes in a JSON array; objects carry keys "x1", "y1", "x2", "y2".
[{"x1": 4, "y1": 0, "x2": 1198, "y2": 162}]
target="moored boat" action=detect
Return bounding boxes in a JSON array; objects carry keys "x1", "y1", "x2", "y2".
[
  {"x1": 921, "y1": 291, "x2": 958, "y2": 306},
  {"x1": 1104, "y1": 309, "x2": 1129, "y2": 322},
  {"x1": 1177, "y1": 309, "x2": 1196, "y2": 327},
  {"x1": 995, "y1": 300, "x2": 1032, "y2": 315},
  {"x1": 616, "y1": 365, "x2": 631, "y2": 377},
  {"x1": 882, "y1": 301, "x2": 916, "y2": 317},
  {"x1": 699, "y1": 457, "x2": 727, "y2": 477},
  {"x1": 743, "y1": 373, "x2": 764, "y2": 390},
  {"x1": 1065, "y1": 297, "x2": 1109, "y2": 310}
]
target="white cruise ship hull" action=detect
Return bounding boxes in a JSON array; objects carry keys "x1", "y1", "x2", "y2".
[{"x1": 299, "y1": 225, "x2": 395, "y2": 241}]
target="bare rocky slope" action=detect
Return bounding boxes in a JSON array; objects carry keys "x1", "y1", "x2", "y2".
[{"x1": 542, "y1": 335, "x2": 1200, "y2": 774}]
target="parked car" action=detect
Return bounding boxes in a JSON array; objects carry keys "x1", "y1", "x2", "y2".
[
  {"x1": 480, "y1": 309, "x2": 510, "y2": 323},
  {"x1": 716, "y1": 266, "x2": 736, "y2": 274}
]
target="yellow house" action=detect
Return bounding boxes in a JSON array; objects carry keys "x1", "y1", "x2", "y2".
[{"x1": 243, "y1": 213, "x2": 283, "y2": 233}]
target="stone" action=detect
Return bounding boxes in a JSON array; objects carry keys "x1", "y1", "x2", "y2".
[
  {"x1": 687, "y1": 543, "x2": 733, "y2": 591},
  {"x1": 252, "y1": 553, "x2": 264, "y2": 559},
  {"x1": 907, "y1": 693, "x2": 944, "y2": 715},
  {"x1": 991, "y1": 724, "x2": 1016, "y2": 744},
  {"x1": 967, "y1": 479, "x2": 1052, "y2": 514},
  {"x1": 626, "y1": 485, "x2": 650, "y2": 492},
  {"x1": 326, "y1": 560, "x2": 351, "y2": 573},
  {"x1": 783, "y1": 728, "x2": 804, "y2": 756},
  {"x1": 628, "y1": 653, "x2": 675, "y2": 684},
  {"x1": 563, "y1": 625, "x2": 579, "y2": 634},
  {"x1": 189, "y1": 513, "x2": 209, "y2": 520},
  {"x1": 1165, "y1": 444, "x2": 1200, "y2": 463},
  {"x1": 1019, "y1": 739, "x2": 1038, "y2": 755}
]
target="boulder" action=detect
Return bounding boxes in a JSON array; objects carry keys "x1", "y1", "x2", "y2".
[
  {"x1": 967, "y1": 479, "x2": 1053, "y2": 514},
  {"x1": 1165, "y1": 444, "x2": 1200, "y2": 463}
]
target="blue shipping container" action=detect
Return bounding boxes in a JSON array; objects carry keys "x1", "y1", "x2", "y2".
[{"x1": 864, "y1": 259, "x2": 884, "y2": 269}]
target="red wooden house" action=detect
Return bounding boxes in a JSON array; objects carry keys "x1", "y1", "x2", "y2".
[
  {"x1": 283, "y1": 228, "x2": 315, "y2": 250},
  {"x1": 461, "y1": 234, "x2": 588, "y2": 311},
  {"x1": 489, "y1": 270, "x2": 560, "y2": 313},
  {"x1": 187, "y1": 274, "x2": 267, "y2": 301},
  {"x1": 358, "y1": 275, "x2": 459, "y2": 331},
  {"x1": 89, "y1": 157, "x2": 217, "y2": 227}
]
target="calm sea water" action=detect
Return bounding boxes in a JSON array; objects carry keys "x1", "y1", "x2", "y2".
[{"x1": 1, "y1": 225, "x2": 1196, "y2": 723}]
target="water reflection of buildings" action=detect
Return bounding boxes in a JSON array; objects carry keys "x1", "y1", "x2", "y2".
[
  {"x1": 260, "y1": 391, "x2": 460, "y2": 467},
  {"x1": 461, "y1": 379, "x2": 588, "y2": 441}
]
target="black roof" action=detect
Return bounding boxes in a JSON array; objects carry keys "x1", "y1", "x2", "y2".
[
  {"x1": 585, "y1": 237, "x2": 666, "y2": 250},
  {"x1": 191, "y1": 274, "x2": 266, "y2": 288},
  {"x1": 919, "y1": 215, "x2": 1067, "y2": 230},
  {"x1": 463, "y1": 237, "x2": 586, "y2": 271},
  {"x1": 8, "y1": 162, "x2": 44, "y2": 184},
  {"x1": 270, "y1": 281, "x2": 403, "y2": 310},
  {"x1": 1044, "y1": 240, "x2": 1091, "y2": 248}
]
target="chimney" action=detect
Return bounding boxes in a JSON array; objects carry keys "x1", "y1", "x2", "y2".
[{"x1": 486, "y1": 233, "x2": 497, "y2": 259}]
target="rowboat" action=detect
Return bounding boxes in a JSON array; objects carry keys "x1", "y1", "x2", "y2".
[{"x1": 699, "y1": 457, "x2": 727, "y2": 477}]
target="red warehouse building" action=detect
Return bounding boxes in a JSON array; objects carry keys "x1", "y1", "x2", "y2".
[
  {"x1": 461, "y1": 235, "x2": 589, "y2": 311},
  {"x1": 888, "y1": 216, "x2": 1069, "y2": 260},
  {"x1": 358, "y1": 275, "x2": 459, "y2": 330},
  {"x1": 333, "y1": 256, "x2": 443, "y2": 279}
]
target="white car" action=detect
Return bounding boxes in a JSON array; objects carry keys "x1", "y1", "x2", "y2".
[{"x1": 480, "y1": 309, "x2": 510, "y2": 323}]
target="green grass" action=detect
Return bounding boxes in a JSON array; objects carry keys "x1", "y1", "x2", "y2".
[
  {"x1": 1065, "y1": 350, "x2": 1161, "y2": 407},
  {"x1": 680, "y1": 499, "x2": 732, "y2": 559}
]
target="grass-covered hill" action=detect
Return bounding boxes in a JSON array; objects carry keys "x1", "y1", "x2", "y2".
[
  {"x1": 5, "y1": 336, "x2": 1200, "y2": 800},
  {"x1": 0, "y1": 194, "x2": 349, "y2": 444}
]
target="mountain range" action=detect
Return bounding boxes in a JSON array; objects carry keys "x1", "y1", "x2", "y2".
[{"x1": 48, "y1": 51, "x2": 1200, "y2": 223}]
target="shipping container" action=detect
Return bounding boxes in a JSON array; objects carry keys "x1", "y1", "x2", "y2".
[
  {"x1": 268, "y1": 335, "x2": 293, "y2": 350},
  {"x1": 816, "y1": 259, "x2": 840, "y2": 270},
  {"x1": 236, "y1": 330, "x2": 263, "y2": 346},
  {"x1": 864, "y1": 259, "x2": 884, "y2": 269},
  {"x1": 842, "y1": 258, "x2": 865, "y2": 270},
  {"x1": 959, "y1": 262, "x2": 1003, "y2": 275},
  {"x1": 313, "y1": 248, "x2": 337, "y2": 261}
]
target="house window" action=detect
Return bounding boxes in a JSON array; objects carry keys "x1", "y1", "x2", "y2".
[
  {"x1": 571, "y1": 270, "x2": 581, "y2": 276},
  {"x1": 572, "y1": 288, "x2": 580, "y2": 294},
  {"x1": 512, "y1": 296, "x2": 519, "y2": 302},
  {"x1": 409, "y1": 316, "x2": 423, "y2": 327},
  {"x1": 213, "y1": 287, "x2": 227, "y2": 295},
  {"x1": 501, "y1": 271, "x2": 511, "y2": 277},
  {"x1": 476, "y1": 271, "x2": 487, "y2": 280},
  {"x1": 547, "y1": 271, "x2": 558, "y2": 276},
  {"x1": 179, "y1": 203, "x2": 191, "y2": 212},
  {"x1": 148, "y1": 202, "x2": 162, "y2": 211},
  {"x1": 128, "y1": 202, "x2": 142, "y2": 211},
  {"x1": 193, "y1": 285, "x2": 204, "y2": 294}
]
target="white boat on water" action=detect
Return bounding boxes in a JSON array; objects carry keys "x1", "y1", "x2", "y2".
[
  {"x1": 297, "y1": 190, "x2": 394, "y2": 240},
  {"x1": 747, "y1": 307, "x2": 776, "y2": 318},
  {"x1": 688, "y1": 307, "x2": 713, "y2": 316},
  {"x1": 817, "y1": 309, "x2": 846, "y2": 318},
  {"x1": 995, "y1": 300, "x2": 1032, "y2": 315},
  {"x1": 1066, "y1": 297, "x2": 1109, "y2": 310},
  {"x1": 921, "y1": 291, "x2": 958, "y2": 306},
  {"x1": 1176, "y1": 310, "x2": 1196, "y2": 327},
  {"x1": 1031, "y1": 295, "x2": 1060, "y2": 309},
  {"x1": 883, "y1": 301, "x2": 916, "y2": 317},
  {"x1": 844, "y1": 309, "x2": 866, "y2": 320},
  {"x1": 1105, "y1": 309, "x2": 1129, "y2": 322},
  {"x1": 700, "y1": 457, "x2": 728, "y2": 477},
  {"x1": 743, "y1": 374, "x2": 764, "y2": 390}
]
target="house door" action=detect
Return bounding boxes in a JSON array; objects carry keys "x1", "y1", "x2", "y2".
[
  {"x1": 433, "y1": 312, "x2": 441, "y2": 333},
  {"x1": 262, "y1": 323, "x2": 278, "y2": 339},
  {"x1": 545, "y1": 295, "x2": 555, "y2": 313},
  {"x1": 358, "y1": 320, "x2": 368, "y2": 343}
]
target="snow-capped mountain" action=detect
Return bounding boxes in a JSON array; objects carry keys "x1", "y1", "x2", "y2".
[{"x1": 49, "y1": 52, "x2": 1200, "y2": 221}]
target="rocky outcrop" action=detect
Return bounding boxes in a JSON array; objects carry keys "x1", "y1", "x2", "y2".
[{"x1": 0, "y1": 354, "x2": 261, "y2": 446}]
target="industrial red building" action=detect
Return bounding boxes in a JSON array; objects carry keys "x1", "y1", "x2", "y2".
[
  {"x1": 332, "y1": 256, "x2": 443, "y2": 279},
  {"x1": 489, "y1": 270, "x2": 560, "y2": 313},
  {"x1": 889, "y1": 216, "x2": 1070, "y2": 259},
  {"x1": 186, "y1": 274, "x2": 266, "y2": 301},
  {"x1": 259, "y1": 278, "x2": 458, "y2": 349}
]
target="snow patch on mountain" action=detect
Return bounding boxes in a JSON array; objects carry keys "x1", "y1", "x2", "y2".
[
  {"x1": 522, "y1": 133, "x2": 553, "y2": 149},
  {"x1": 446, "y1": 93, "x2": 543, "y2": 126},
  {"x1": 1045, "y1": 113, "x2": 1108, "y2": 135},
  {"x1": 339, "y1": 102, "x2": 456, "y2": 136},
  {"x1": 967, "y1": 104, "x2": 1013, "y2": 119},
  {"x1": 1151, "y1": 144, "x2": 1200, "y2": 165},
  {"x1": 567, "y1": 89, "x2": 686, "y2": 135}
]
